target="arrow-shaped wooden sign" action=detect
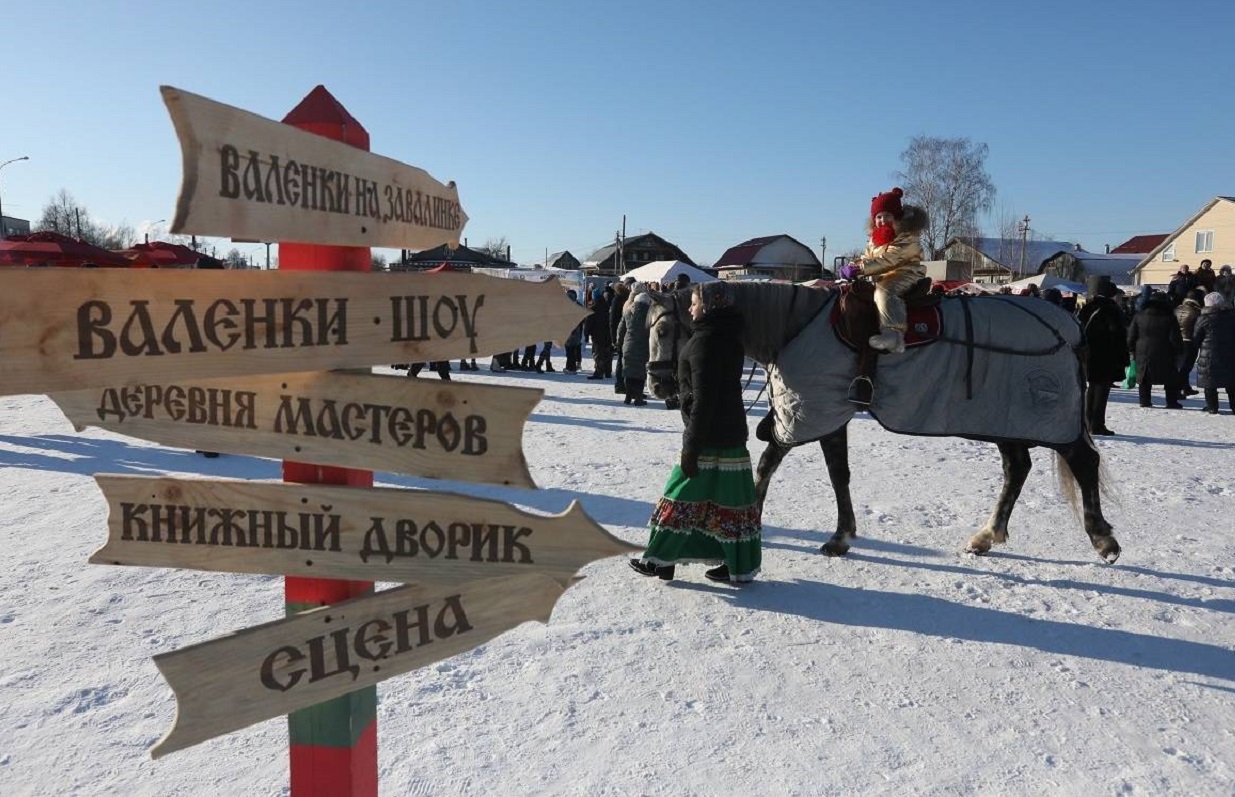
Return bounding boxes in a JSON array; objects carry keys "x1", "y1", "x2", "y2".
[
  {"x1": 162, "y1": 85, "x2": 469, "y2": 250},
  {"x1": 53, "y1": 371, "x2": 540, "y2": 487},
  {"x1": 0, "y1": 269, "x2": 585, "y2": 396},
  {"x1": 150, "y1": 573, "x2": 563, "y2": 757},
  {"x1": 91, "y1": 475, "x2": 639, "y2": 585}
]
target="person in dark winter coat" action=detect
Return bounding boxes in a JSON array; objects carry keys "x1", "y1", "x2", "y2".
[
  {"x1": 1215, "y1": 265, "x2": 1235, "y2": 304},
  {"x1": 609, "y1": 282, "x2": 631, "y2": 394},
  {"x1": 1174, "y1": 289, "x2": 1205, "y2": 395},
  {"x1": 563, "y1": 289, "x2": 585, "y2": 373},
  {"x1": 1077, "y1": 277, "x2": 1129, "y2": 435},
  {"x1": 1127, "y1": 291, "x2": 1184, "y2": 408},
  {"x1": 1193, "y1": 291, "x2": 1235, "y2": 414},
  {"x1": 1134, "y1": 284, "x2": 1153, "y2": 313},
  {"x1": 616, "y1": 283, "x2": 653, "y2": 404},
  {"x1": 1195, "y1": 260, "x2": 1217, "y2": 293},
  {"x1": 586, "y1": 288, "x2": 613, "y2": 379},
  {"x1": 1167, "y1": 265, "x2": 1197, "y2": 306},
  {"x1": 630, "y1": 281, "x2": 761, "y2": 584}
]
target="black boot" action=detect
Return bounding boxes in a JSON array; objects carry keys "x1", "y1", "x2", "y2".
[
  {"x1": 629, "y1": 559, "x2": 674, "y2": 580},
  {"x1": 704, "y1": 565, "x2": 731, "y2": 583}
]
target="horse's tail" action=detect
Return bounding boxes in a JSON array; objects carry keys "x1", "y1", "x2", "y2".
[
  {"x1": 1053, "y1": 449, "x2": 1082, "y2": 518},
  {"x1": 1053, "y1": 433, "x2": 1118, "y2": 518}
]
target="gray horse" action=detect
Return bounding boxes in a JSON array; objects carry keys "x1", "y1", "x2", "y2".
[{"x1": 644, "y1": 282, "x2": 1120, "y2": 563}]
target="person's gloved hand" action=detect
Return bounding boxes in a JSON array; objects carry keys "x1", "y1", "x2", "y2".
[
  {"x1": 680, "y1": 448, "x2": 699, "y2": 478},
  {"x1": 872, "y1": 223, "x2": 896, "y2": 247}
]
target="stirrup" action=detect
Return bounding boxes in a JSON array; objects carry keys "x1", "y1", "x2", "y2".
[{"x1": 847, "y1": 375, "x2": 874, "y2": 406}]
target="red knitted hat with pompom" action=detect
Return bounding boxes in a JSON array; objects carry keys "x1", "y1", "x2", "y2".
[{"x1": 870, "y1": 187, "x2": 904, "y2": 220}]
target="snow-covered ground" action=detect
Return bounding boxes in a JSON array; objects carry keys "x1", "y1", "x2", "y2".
[{"x1": 2, "y1": 363, "x2": 1233, "y2": 795}]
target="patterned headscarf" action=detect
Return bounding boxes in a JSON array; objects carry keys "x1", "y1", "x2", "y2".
[{"x1": 694, "y1": 280, "x2": 734, "y2": 312}]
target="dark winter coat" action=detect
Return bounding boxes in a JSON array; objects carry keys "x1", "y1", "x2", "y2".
[
  {"x1": 617, "y1": 293, "x2": 653, "y2": 382},
  {"x1": 1195, "y1": 266, "x2": 1217, "y2": 293},
  {"x1": 1127, "y1": 295, "x2": 1183, "y2": 383},
  {"x1": 609, "y1": 287, "x2": 628, "y2": 343},
  {"x1": 1216, "y1": 272, "x2": 1235, "y2": 303},
  {"x1": 586, "y1": 295, "x2": 612, "y2": 347},
  {"x1": 1078, "y1": 296, "x2": 1130, "y2": 383},
  {"x1": 1194, "y1": 306, "x2": 1235, "y2": 389},
  {"x1": 677, "y1": 305, "x2": 747, "y2": 455},
  {"x1": 1175, "y1": 298, "x2": 1202, "y2": 341}
]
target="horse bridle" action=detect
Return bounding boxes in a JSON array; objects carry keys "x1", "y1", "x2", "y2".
[{"x1": 645, "y1": 292, "x2": 684, "y2": 390}]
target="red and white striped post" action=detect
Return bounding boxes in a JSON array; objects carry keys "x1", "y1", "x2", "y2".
[{"x1": 279, "y1": 85, "x2": 377, "y2": 797}]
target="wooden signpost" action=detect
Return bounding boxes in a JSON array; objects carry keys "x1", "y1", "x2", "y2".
[
  {"x1": 12, "y1": 84, "x2": 627, "y2": 796},
  {"x1": 0, "y1": 268, "x2": 585, "y2": 396},
  {"x1": 52, "y1": 371, "x2": 543, "y2": 488},
  {"x1": 91, "y1": 475, "x2": 638, "y2": 586},
  {"x1": 162, "y1": 86, "x2": 469, "y2": 251},
  {"x1": 150, "y1": 573, "x2": 564, "y2": 758}
]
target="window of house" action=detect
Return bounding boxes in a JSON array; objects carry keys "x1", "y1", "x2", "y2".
[
  {"x1": 1195, "y1": 230, "x2": 1214, "y2": 253},
  {"x1": 1162, "y1": 243, "x2": 1175, "y2": 262}
]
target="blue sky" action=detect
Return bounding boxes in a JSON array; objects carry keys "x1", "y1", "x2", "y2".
[{"x1": 2, "y1": 0, "x2": 1233, "y2": 266}]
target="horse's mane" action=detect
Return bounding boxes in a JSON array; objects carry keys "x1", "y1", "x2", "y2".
[
  {"x1": 726, "y1": 282, "x2": 832, "y2": 364},
  {"x1": 649, "y1": 282, "x2": 830, "y2": 364}
]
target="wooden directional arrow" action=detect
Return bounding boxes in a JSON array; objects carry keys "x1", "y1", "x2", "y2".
[
  {"x1": 163, "y1": 85, "x2": 469, "y2": 250},
  {"x1": 0, "y1": 269, "x2": 585, "y2": 396},
  {"x1": 150, "y1": 574, "x2": 563, "y2": 757},
  {"x1": 53, "y1": 371, "x2": 540, "y2": 487},
  {"x1": 91, "y1": 475, "x2": 640, "y2": 585}
]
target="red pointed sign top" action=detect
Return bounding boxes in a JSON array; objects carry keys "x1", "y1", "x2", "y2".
[{"x1": 281, "y1": 85, "x2": 369, "y2": 149}]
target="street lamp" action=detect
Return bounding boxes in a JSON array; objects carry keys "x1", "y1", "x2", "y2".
[
  {"x1": 0, "y1": 155, "x2": 31, "y2": 239},
  {"x1": 145, "y1": 218, "x2": 166, "y2": 244}
]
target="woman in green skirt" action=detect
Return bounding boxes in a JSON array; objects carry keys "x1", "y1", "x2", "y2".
[{"x1": 630, "y1": 281, "x2": 762, "y2": 583}]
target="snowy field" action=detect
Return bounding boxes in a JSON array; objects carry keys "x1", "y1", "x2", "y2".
[{"x1": 1, "y1": 362, "x2": 1233, "y2": 796}]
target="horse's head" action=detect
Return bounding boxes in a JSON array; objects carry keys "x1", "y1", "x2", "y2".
[{"x1": 645, "y1": 289, "x2": 692, "y2": 400}]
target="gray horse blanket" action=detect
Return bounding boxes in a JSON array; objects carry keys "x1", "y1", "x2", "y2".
[{"x1": 767, "y1": 294, "x2": 1086, "y2": 446}]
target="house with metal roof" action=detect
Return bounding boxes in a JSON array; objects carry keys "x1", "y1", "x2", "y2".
[
  {"x1": 582, "y1": 233, "x2": 694, "y2": 276},
  {"x1": 1133, "y1": 196, "x2": 1235, "y2": 285},
  {"x1": 712, "y1": 234, "x2": 824, "y2": 282},
  {"x1": 942, "y1": 237, "x2": 1079, "y2": 284},
  {"x1": 544, "y1": 251, "x2": 580, "y2": 270},
  {"x1": 1040, "y1": 250, "x2": 1140, "y2": 287},
  {"x1": 392, "y1": 242, "x2": 513, "y2": 272}
]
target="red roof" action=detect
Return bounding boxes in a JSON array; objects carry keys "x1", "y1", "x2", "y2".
[
  {"x1": 1110, "y1": 234, "x2": 1169, "y2": 255},
  {"x1": 713, "y1": 235, "x2": 784, "y2": 269}
]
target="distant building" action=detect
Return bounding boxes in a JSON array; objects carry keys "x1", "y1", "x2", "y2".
[
  {"x1": 545, "y1": 250, "x2": 581, "y2": 270},
  {"x1": 1109, "y1": 234, "x2": 1169, "y2": 255},
  {"x1": 1133, "y1": 196, "x2": 1235, "y2": 286},
  {"x1": 1, "y1": 215, "x2": 30, "y2": 239},
  {"x1": 943, "y1": 237, "x2": 1079, "y2": 284},
  {"x1": 712, "y1": 234, "x2": 825, "y2": 282},
  {"x1": 583, "y1": 232, "x2": 694, "y2": 276},
  {"x1": 394, "y1": 242, "x2": 513, "y2": 272},
  {"x1": 1040, "y1": 250, "x2": 1140, "y2": 287}
]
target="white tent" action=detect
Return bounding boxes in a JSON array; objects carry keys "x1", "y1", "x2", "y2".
[{"x1": 622, "y1": 260, "x2": 717, "y2": 285}]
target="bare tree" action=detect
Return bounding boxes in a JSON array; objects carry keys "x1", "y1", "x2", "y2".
[
  {"x1": 371, "y1": 253, "x2": 388, "y2": 272},
  {"x1": 895, "y1": 136, "x2": 996, "y2": 258},
  {"x1": 224, "y1": 248, "x2": 247, "y2": 268},
  {"x1": 477, "y1": 236, "x2": 510, "y2": 262},
  {"x1": 35, "y1": 189, "x2": 136, "y2": 249}
]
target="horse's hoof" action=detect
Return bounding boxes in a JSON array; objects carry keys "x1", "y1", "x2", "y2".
[
  {"x1": 1093, "y1": 537, "x2": 1121, "y2": 564},
  {"x1": 965, "y1": 537, "x2": 992, "y2": 555},
  {"x1": 821, "y1": 541, "x2": 850, "y2": 557}
]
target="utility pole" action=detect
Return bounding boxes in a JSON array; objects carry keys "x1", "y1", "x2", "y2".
[
  {"x1": 820, "y1": 236, "x2": 827, "y2": 275},
  {"x1": 620, "y1": 215, "x2": 627, "y2": 275},
  {"x1": 1017, "y1": 215, "x2": 1030, "y2": 280}
]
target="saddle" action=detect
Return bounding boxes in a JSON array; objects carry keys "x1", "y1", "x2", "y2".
[{"x1": 830, "y1": 277, "x2": 942, "y2": 405}]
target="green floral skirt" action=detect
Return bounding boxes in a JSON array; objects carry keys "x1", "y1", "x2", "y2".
[{"x1": 643, "y1": 446, "x2": 762, "y2": 582}]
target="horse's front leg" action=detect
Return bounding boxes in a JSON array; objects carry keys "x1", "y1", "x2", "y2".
[
  {"x1": 754, "y1": 438, "x2": 789, "y2": 515},
  {"x1": 819, "y1": 425, "x2": 857, "y2": 556},
  {"x1": 966, "y1": 441, "x2": 1031, "y2": 554}
]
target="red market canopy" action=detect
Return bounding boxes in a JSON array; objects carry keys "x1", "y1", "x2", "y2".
[
  {"x1": 119, "y1": 241, "x2": 223, "y2": 268},
  {"x1": 0, "y1": 231, "x2": 131, "y2": 267}
]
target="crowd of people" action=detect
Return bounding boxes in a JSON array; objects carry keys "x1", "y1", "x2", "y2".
[
  {"x1": 401, "y1": 272, "x2": 696, "y2": 409},
  {"x1": 1077, "y1": 260, "x2": 1235, "y2": 434}
]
